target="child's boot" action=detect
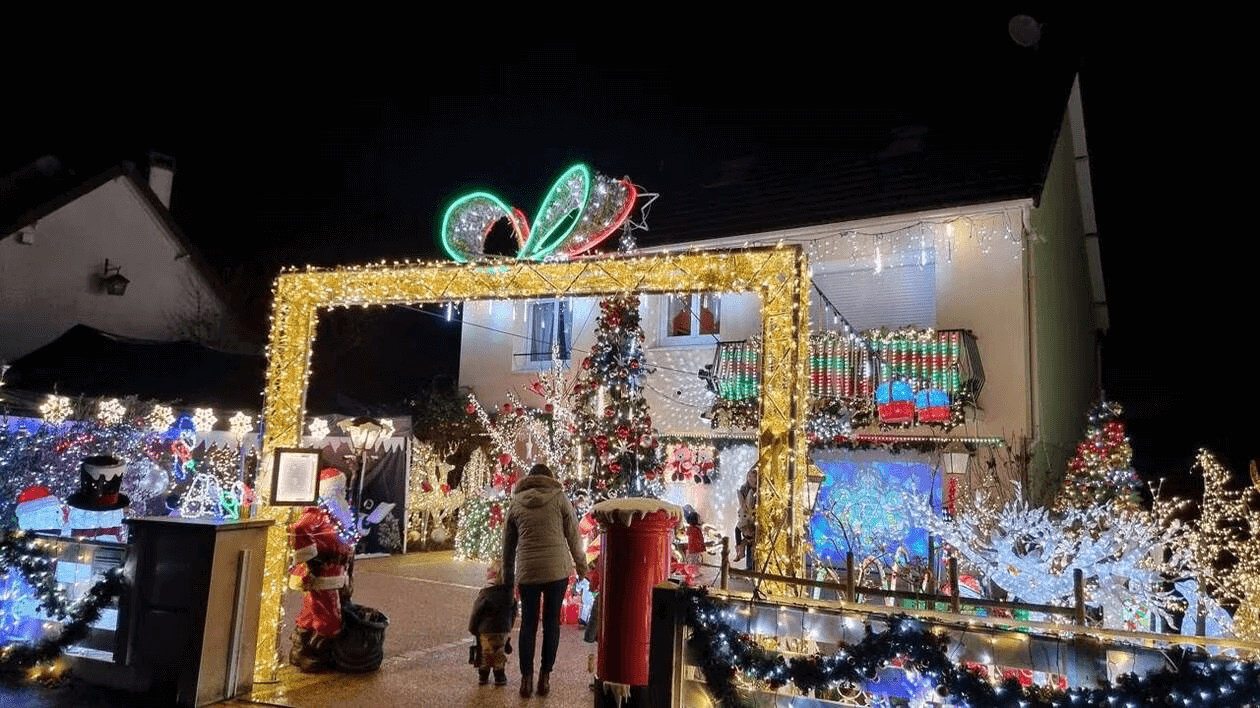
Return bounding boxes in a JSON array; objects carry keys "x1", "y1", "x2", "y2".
[
  {"x1": 494, "y1": 669, "x2": 508, "y2": 686},
  {"x1": 478, "y1": 668, "x2": 490, "y2": 685}
]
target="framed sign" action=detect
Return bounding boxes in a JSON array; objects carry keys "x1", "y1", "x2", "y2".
[{"x1": 270, "y1": 448, "x2": 322, "y2": 506}]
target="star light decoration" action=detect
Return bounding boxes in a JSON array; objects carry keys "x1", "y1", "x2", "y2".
[
  {"x1": 191, "y1": 408, "x2": 217, "y2": 434},
  {"x1": 95, "y1": 398, "x2": 125, "y2": 426},
  {"x1": 307, "y1": 417, "x2": 330, "y2": 442},
  {"x1": 146, "y1": 404, "x2": 175, "y2": 432},
  {"x1": 38, "y1": 395, "x2": 72, "y2": 426},
  {"x1": 228, "y1": 411, "x2": 253, "y2": 442}
]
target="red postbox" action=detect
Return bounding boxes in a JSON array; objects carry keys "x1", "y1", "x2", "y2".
[{"x1": 592, "y1": 499, "x2": 681, "y2": 705}]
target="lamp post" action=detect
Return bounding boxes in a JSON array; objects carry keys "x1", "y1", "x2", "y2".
[{"x1": 338, "y1": 416, "x2": 385, "y2": 538}]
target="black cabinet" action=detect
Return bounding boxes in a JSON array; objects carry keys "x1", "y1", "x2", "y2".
[{"x1": 125, "y1": 517, "x2": 272, "y2": 707}]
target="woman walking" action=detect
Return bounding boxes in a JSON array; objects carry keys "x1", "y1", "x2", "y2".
[{"x1": 503, "y1": 463, "x2": 588, "y2": 698}]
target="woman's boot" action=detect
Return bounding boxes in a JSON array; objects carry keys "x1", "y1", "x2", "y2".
[
  {"x1": 537, "y1": 670, "x2": 551, "y2": 696},
  {"x1": 520, "y1": 672, "x2": 533, "y2": 698}
]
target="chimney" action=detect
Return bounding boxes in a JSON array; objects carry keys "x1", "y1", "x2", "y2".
[{"x1": 147, "y1": 151, "x2": 176, "y2": 208}]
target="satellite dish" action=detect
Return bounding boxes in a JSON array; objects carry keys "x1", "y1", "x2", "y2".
[{"x1": 1008, "y1": 14, "x2": 1041, "y2": 48}]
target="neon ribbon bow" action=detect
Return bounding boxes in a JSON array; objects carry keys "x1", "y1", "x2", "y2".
[{"x1": 440, "y1": 163, "x2": 637, "y2": 263}]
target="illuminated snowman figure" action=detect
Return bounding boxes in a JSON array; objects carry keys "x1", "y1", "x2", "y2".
[{"x1": 65, "y1": 455, "x2": 130, "y2": 543}]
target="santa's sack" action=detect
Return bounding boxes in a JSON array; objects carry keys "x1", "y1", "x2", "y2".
[{"x1": 332, "y1": 603, "x2": 389, "y2": 672}]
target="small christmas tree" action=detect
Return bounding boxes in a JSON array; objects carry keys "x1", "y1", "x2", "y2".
[
  {"x1": 573, "y1": 294, "x2": 663, "y2": 497},
  {"x1": 1056, "y1": 400, "x2": 1143, "y2": 511}
]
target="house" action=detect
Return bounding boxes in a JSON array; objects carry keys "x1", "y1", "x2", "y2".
[
  {"x1": 456, "y1": 75, "x2": 1102, "y2": 572},
  {"x1": 0, "y1": 153, "x2": 247, "y2": 366}
]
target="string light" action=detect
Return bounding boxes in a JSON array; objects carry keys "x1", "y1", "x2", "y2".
[
  {"x1": 307, "y1": 417, "x2": 329, "y2": 442},
  {"x1": 191, "y1": 408, "x2": 218, "y2": 434},
  {"x1": 228, "y1": 411, "x2": 253, "y2": 441},
  {"x1": 147, "y1": 405, "x2": 175, "y2": 432},
  {"x1": 38, "y1": 396, "x2": 72, "y2": 426},
  {"x1": 257, "y1": 246, "x2": 813, "y2": 677},
  {"x1": 95, "y1": 398, "x2": 125, "y2": 426}
]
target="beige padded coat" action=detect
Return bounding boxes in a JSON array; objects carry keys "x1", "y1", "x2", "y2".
[{"x1": 502, "y1": 475, "x2": 588, "y2": 586}]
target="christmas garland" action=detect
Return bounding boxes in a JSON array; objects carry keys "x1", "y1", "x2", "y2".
[
  {"x1": 1, "y1": 531, "x2": 127, "y2": 677},
  {"x1": 682, "y1": 588, "x2": 1260, "y2": 708}
]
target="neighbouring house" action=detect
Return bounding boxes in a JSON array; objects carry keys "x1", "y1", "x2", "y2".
[
  {"x1": 456, "y1": 75, "x2": 1103, "y2": 575},
  {"x1": 0, "y1": 153, "x2": 249, "y2": 366}
]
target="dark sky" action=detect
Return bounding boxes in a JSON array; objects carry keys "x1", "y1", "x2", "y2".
[{"x1": 4, "y1": 11, "x2": 1247, "y2": 480}]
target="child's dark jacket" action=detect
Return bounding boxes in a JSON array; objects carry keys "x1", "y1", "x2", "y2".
[{"x1": 468, "y1": 583, "x2": 519, "y2": 635}]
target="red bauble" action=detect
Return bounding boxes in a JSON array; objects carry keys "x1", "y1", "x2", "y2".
[
  {"x1": 616, "y1": 426, "x2": 630, "y2": 440},
  {"x1": 609, "y1": 462, "x2": 622, "y2": 474},
  {"x1": 465, "y1": 403, "x2": 476, "y2": 415},
  {"x1": 630, "y1": 359, "x2": 639, "y2": 369},
  {"x1": 582, "y1": 358, "x2": 592, "y2": 370},
  {"x1": 604, "y1": 407, "x2": 615, "y2": 418}
]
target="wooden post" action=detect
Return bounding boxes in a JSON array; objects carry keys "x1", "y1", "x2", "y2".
[
  {"x1": 845, "y1": 552, "x2": 855, "y2": 603},
  {"x1": 948, "y1": 557, "x2": 960, "y2": 614},
  {"x1": 1073, "y1": 568, "x2": 1086, "y2": 625},
  {"x1": 647, "y1": 583, "x2": 681, "y2": 708},
  {"x1": 719, "y1": 536, "x2": 730, "y2": 591}
]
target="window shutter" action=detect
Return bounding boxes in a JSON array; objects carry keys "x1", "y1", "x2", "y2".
[{"x1": 813, "y1": 261, "x2": 936, "y2": 332}]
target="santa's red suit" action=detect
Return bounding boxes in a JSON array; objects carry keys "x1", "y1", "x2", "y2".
[{"x1": 289, "y1": 506, "x2": 354, "y2": 637}]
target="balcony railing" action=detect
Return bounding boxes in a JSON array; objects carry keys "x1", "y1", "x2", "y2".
[{"x1": 706, "y1": 327, "x2": 983, "y2": 432}]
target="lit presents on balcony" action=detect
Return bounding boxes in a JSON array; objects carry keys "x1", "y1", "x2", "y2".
[
  {"x1": 706, "y1": 327, "x2": 982, "y2": 437},
  {"x1": 874, "y1": 379, "x2": 915, "y2": 424}
]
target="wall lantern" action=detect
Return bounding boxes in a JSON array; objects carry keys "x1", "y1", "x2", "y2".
[
  {"x1": 101, "y1": 259, "x2": 130, "y2": 296},
  {"x1": 941, "y1": 439, "x2": 972, "y2": 477}
]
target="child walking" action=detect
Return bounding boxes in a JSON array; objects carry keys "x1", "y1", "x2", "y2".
[{"x1": 468, "y1": 561, "x2": 519, "y2": 686}]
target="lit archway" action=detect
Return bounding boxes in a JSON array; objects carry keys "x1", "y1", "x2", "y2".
[{"x1": 253, "y1": 246, "x2": 811, "y2": 680}]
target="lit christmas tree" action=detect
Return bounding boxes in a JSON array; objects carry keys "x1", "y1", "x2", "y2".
[
  {"x1": 573, "y1": 294, "x2": 663, "y2": 497},
  {"x1": 1056, "y1": 400, "x2": 1143, "y2": 512}
]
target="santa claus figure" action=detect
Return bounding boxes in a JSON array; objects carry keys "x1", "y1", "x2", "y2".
[
  {"x1": 288, "y1": 468, "x2": 357, "y2": 672},
  {"x1": 14, "y1": 486, "x2": 67, "y2": 536}
]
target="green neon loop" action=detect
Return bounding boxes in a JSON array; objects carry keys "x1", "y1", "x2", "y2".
[
  {"x1": 520, "y1": 164, "x2": 591, "y2": 260},
  {"x1": 440, "y1": 191, "x2": 518, "y2": 263}
]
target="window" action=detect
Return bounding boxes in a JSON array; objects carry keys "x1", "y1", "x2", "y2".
[
  {"x1": 523, "y1": 300, "x2": 571, "y2": 368},
  {"x1": 664, "y1": 294, "x2": 720, "y2": 342}
]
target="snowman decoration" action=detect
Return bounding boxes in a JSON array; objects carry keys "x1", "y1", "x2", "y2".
[{"x1": 65, "y1": 454, "x2": 130, "y2": 543}]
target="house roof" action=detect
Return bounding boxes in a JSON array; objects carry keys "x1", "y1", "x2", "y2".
[
  {"x1": 3, "y1": 324, "x2": 267, "y2": 411},
  {"x1": 627, "y1": 98, "x2": 1072, "y2": 250},
  {"x1": 2, "y1": 324, "x2": 423, "y2": 417},
  {"x1": 0, "y1": 156, "x2": 236, "y2": 318}
]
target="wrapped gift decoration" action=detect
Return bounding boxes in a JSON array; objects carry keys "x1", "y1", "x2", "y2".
[
  {"x1": 915, "y1": 388, "x2": 951, "y2": 423},
  {"x1": 875, "y1": 380, "x2": 915, "y2": 424}
]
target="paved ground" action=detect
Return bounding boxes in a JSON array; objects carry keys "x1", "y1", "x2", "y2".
[{"x1": 0, "y1": 552, "x2": 620, "y2": 708}]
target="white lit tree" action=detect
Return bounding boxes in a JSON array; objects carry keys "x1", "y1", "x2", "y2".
[{"x1": 915, "y1": 485, "x2": 1198, "y2": 630}]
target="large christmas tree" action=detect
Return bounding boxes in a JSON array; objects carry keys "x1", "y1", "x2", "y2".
[
  {"x1": 1056, "y1": 400, "x2": 1143, "y2": 511},
  {"x1": 573, "y1": 294, "x2": 663, "y2": 497}
]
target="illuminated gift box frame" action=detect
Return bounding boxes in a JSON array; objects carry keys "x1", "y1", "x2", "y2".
[{"x1": 252, "y1": 246, "x2": 812, "y2": 681}]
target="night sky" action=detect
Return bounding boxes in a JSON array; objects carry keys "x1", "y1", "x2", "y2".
[{"x1": 4, "y1": 11, "x2": 1246, "y2": 482}]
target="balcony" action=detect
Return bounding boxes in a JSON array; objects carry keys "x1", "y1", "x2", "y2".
[{"x1": 704, "y1": 327, "x2": 983, "y2": 438}]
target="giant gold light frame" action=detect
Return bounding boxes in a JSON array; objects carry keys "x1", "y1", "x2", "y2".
[{"x1": 253, "y1": 245, "x2": 812, "y2": 681}]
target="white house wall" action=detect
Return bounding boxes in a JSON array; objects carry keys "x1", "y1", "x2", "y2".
[
  {"x1": 0, "y1": 177, "x2": 229, "y2": 362},
  {"x1": 457, "y1": 208, "x2": 1032, "y2": 452}
]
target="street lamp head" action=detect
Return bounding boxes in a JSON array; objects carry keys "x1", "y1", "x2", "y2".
[{"x1": 339, "y1": 416, "x2": 385, "y2": 454}]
